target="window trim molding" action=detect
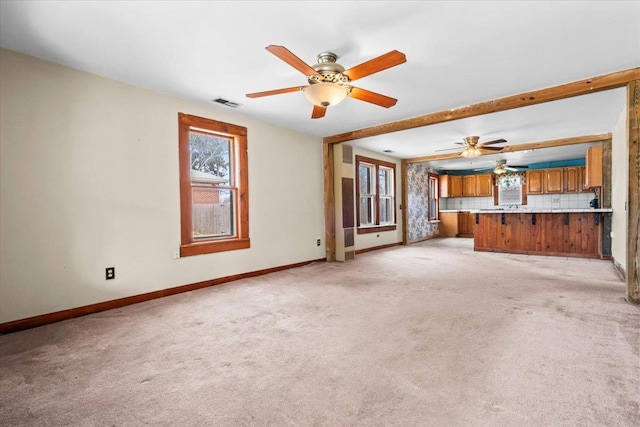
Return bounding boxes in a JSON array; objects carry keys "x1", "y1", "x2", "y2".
[
  {"x1": 355, "y1": 155, "x2": 397, "y2": 234},
  {"x1": 178, "y1": 113, "x2": 250, "y2": 256}
]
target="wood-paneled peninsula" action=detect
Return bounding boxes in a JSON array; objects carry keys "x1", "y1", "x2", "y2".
[{"x1": 472, "y1": 209, "x2": 612, "y2": 259}]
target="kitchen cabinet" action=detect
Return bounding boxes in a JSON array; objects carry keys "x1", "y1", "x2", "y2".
[
  {"x1": 564, "y1": 167, "x2": 582, "y2": 193},
  {"x1": 585, "y1": 145, "x2": 603, "y2": 188},
  {"x1": 527, "y1": 167, "x2": 591, "y2": 195},
  {"x1": 544, "y1": 168, "x2": 563, "y2": 193},
  {"x1": 580, "y1": 166, "x2": 589, "y2": 192},
  {"x1": 439, "y1": 212, "x2": 458, "y2": 237},
  {"x1": 439, "y1": 175, "x2": 463, "y2": 197},
  {"x1": 526, "y1": 170, "x2": 544, "y2": 194},
  {"x1": 476, "y1": 174, "x2": 493, "y2": 196},
  {"x1": 438, "y1": 211, "x2": 475, "y2": 237},
  {"x1": 463, "y1": 175, "x2": 476, "y2": 196},
  {"x1": 445, "y1": 173, "x2": 493, "y2": 197},
  {"x1": 457, "y1": 211, "x2": 475, "y2": 237}
]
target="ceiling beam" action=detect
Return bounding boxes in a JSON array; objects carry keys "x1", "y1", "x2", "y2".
[
  {"x1": 324, "y1": 68, "x2": 640, "y2": 145},
  {"x1": 403, "y1": 133, "x2": 612, "y2": 164}
]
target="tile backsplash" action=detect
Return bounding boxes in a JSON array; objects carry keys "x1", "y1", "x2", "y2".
[{"x1": 442, "y1": 192, "x2": 596, "y2": 210}]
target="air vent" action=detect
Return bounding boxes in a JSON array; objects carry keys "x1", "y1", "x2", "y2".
[
  {"x1": 342, "y1": 145, "x2": 353, "y2": 164},
  {"x1": 212, "y1": 98, "x2": 241, "y2": 108},
  {"x1": 344, "y1": 228, "x2": 354, "y2": 247}
]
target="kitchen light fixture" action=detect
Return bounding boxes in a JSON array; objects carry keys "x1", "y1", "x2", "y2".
[{"x1": 303, "y1": 82, "x2": 348, "y2": 107}]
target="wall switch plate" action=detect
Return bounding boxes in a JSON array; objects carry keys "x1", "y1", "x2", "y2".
[
  {"x1": 173, "y1": 248, "x2": 180, "y2": 259},
  {"x1": 106, "y1": 267, "x2": 115, "y2": 280}
]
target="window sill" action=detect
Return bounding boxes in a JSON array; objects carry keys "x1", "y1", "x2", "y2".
[
  {"x1": 357, "y1": 225, "x2": 397, "y2": 234},
  {"x1": 180, "y1": 238, "x2": 250, "y2": 257}
]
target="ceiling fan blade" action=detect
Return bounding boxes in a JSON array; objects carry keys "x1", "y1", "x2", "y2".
[
  {"x1": 348, "y1": 86, "x2": 397, "y2": 108},
  {"x1": 246, "y1": 86, "x2": 306, "y2": 98},
  {"x1": 311, "y1": 105, "x2": 326, "y2": 119},
  {"x1": 480, "y1": 138, "x2": 507, "y2": 146},
  {"x1": 265, "y1": 45, "x2": 319, "y2": 76},
  {"x1": 343, "y1": 50, "x2": 406, "y2": 81},
  {"x1": 507, "y1": 165, "x2": 529, "y2": 169},
  {"x1": 435, "y1": 147, "x2": 462, "y2": 152},
  {"x1": 479, "y1": 146, "x2": 504, "y2": 151}
]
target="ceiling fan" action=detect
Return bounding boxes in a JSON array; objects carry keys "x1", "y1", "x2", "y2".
[
  {"x1": 489, "y1": 159, "x2": 529, "y2": 175},
  {"x1": 437, "y1": 136, "x2": 508, "y2": 158},
  {"x1": 245, "y1": 45, "x2": 406, "y2": 119}
]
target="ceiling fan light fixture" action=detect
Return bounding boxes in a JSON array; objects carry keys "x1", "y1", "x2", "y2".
[
  {"x1": 460, "y1": 147, "x2": 480, "y2": 158},
  {"x1": 493, "y1": 166, "x2": 507, "y2": 175},
  {"x1": 303, "y1": 82, "x2": 348, "y2": 107}
]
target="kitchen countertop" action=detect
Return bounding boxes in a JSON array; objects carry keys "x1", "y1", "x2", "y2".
[{"x1": 470, "y1": 208, "x2": 613, "y2": 213}]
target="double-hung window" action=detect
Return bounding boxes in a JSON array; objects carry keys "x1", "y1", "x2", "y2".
[
  {"x1": 178, "y1": 113, "x2": 249, "y2": 256},
  {"x1": 427, "y1": 173, "x2": 439, "y2": 220},
  {"x1": 356, "y1": 155, "x2": 396, "y2": 233}
]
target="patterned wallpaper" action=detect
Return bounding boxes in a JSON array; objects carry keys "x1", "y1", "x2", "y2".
[{"x1": 406, "y1": 163, "x2": 439, "y2": 241}]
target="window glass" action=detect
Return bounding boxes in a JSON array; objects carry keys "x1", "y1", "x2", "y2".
[{"x1": 189, "y1": 132, "x2": 234, "y2": 239}]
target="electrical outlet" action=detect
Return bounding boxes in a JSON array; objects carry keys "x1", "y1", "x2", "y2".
[
  {"x1": 316, "y1": 238, "x2": 321, "y2": 246},
  {"x1": 105, "y1": 267, "x2": 115, "y2": 280},
  {"x1": 173, "y1": 248, "x2": 180, "y2": 259}
]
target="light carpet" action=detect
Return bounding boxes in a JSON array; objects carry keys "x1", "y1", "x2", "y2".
[{"x1": 1, "y1": 238, "x2": 638, "y2": 426}]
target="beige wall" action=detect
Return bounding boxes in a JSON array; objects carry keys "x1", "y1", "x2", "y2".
[
  {"x1": 611, "y1": 107, "x2": 628, "y2": 273},
  {"x1": 0, "y1": 49, "x2": 325, "y2": 323}
]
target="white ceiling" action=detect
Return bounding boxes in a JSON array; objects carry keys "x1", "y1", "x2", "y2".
[{"x1": 1, "y1": 1, "x2": 638, "y2": 170}]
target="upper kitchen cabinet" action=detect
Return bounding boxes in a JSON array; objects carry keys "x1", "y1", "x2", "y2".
[
  {"x1": 462, "y1": 175, "x2": 476, "y2": 196},
  {"x1": 584, "y1": 145, "x2": 603, "y2": 189},
  {"x1": 544, "y1": 168, "x2": 563, "y2": 193},
  {"x1": 443, "y1": 173, "x2": 492, "y2": 197},
  {"x1": 440, "y1": 175, "x2": 463, "y2": 198},
  {"x1": 526, "y1": 170, "x2": 544, "y2": 194},
  {"x1": 564, "y1": 166, "x2": 583, "y2": 193},
  {"x1": 476, "y1": 174, "x2": 493, "y2": 196}
]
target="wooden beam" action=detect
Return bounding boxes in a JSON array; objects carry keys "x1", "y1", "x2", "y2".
[
  {"x1": 403, "y1": 133, "x2": 611, "y2": 164},
  {"x1": 323, "y1": 141, "x2": 336, "y2": 261},
  {"x1": 627, "y1": 80, "x2": 640, "y2": 304},
  {"x1": 323, "y1": 68, "x2": 640, "y2": 145}
]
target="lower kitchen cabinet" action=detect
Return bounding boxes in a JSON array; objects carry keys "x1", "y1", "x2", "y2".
[
  {"x1": 457, "y1": 211, "x2": 474, "y2": 237},
  {"x1": 439, "y1": 211, "x2": 474, "y2": 238},
  {"x1": 439, "y1": 212, "x2": 458, "y2": 237}
]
